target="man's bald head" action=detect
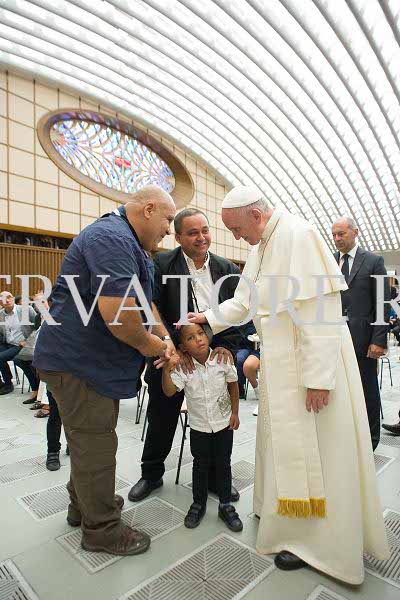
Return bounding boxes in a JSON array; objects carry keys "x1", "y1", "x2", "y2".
[
  {"x1": 125, "y1": 185, "x2": 176, "y2": 252},
  {"x1": 126, "y1": 185, "x2": 174, "y2": 208},
  {"x1": 331, "y1": 217, "x2": 359, "y2": 253}
]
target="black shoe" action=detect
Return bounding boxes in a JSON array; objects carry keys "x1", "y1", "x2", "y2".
[
  {"x1": 382, "y1": 422, "x2": 400, "y2": 436},
  {"x1": 274, "y1": 550, "x2": 307, "y2": 571},
  {"x1": 128, "y1": 478, "x2": 163, "y2": 502},
  {"x1": 22, "y1": 396, "x2": 36, "y2": 404},
  {"x1": 46, "y1": 452, "x2": 61, "y2": 471},
  {"x1": 0, "y1": 383, "x2": 14, "y2": 395},
  {"x1": 218, "y1": 504, "x2": 243, "y2": 532},
  {"x1": 184, "y1": 503, "x2": 206, "y2": 528}
]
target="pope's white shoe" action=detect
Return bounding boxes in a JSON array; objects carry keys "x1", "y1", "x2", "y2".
[{"x1": 253, "y1": 404, "x2": 259, "y2": 416}]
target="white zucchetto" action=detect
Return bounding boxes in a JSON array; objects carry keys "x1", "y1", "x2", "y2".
[{"x1": 222, "y1": 185, "x2": 264, "y2": 209}]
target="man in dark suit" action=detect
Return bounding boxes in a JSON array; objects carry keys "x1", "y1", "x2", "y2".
[
  {"x1": 332, "y1": 217, "x2": 389, "y2": 450},
  {"x1": 129, "y1": 208, "x2": 244, "y2": 502}
]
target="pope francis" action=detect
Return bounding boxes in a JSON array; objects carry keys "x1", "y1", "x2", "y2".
[{"x1": 188, "y1": 185, "x2": 389, "y2": 584}]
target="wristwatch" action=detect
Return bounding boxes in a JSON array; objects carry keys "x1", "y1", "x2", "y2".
[{"x1": 161, "y1": 335, "x2": 171, "y2": 341}]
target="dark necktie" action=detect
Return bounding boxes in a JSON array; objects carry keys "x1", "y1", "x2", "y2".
[{"x1": 341, "y1": 253, "x2": 350, "y2": 284}]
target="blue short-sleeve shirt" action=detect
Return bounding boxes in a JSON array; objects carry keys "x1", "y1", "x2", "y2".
[{"x1": 34, "y1": 207, "x2": 154, "y2": 399}]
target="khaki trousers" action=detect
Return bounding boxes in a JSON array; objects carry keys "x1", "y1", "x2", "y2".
[{"x1": 38, "y1": 370, "x2": 123, "y2": 545}]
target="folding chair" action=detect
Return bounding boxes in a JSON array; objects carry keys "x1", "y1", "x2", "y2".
[
  {"x1": 13, "y1": 363, "x2": 20, "y2": 386},
  {"x1": 175, "y1": 400, "x2": 189, "y2": 485},
  {"x1": 135, "y1": 383, "x2": 148, "y2": 424},
  {"x1": 379, "y1": 356, "x2": 393, "y2": 390}
]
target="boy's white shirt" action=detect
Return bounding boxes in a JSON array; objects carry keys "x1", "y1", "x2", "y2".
[{"x1": 170, "y1": 350, "x2": 238, "y2": 433}]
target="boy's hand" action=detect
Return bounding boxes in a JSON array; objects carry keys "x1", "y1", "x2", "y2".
[
  {"x1": 175, "y1": 350, "x2": 195, "y2": 374},
  {"x1": 164, "y1": 354, "x2": 180, "y2": 373},
  {"x1": 229, "y1": 414, "x2": 240, "y2": 430},
  {"x1": 154, "y1": 339, "x2": 176, "y2": 369}
]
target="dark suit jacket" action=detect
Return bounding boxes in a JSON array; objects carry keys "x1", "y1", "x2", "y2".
[
  {"x1": 335, "y1": 247, "x2": 390, "y2": 357},
  {"x1": 153, "y1": 247, "x2": 245, "y2": 353}
]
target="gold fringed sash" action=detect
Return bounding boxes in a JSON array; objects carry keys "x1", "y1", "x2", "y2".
[{"x1": 277, "y1": 497, "x2": 327, "y2": 519}]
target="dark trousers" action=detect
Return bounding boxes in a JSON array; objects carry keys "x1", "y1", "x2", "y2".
[
  {"x1": 38, "y1": 369, "x2": 122, "y2": 545},
  {"x1": 47, "y1": 389, "x2": 62, "y2": 453},
  {"x1": 14, "y1": 359, "x2": 39, "y2": 391},
  {"x1": 357, "y1": 357, "x2": 381, "y2": 450},
  {"x1": 141, "y1": 363, "x2": 220, "y2": 488},
  {"x1": 190, "y1": 427, "x2": 233, "y2": 506},
  {"x1": 236, "y1": 348, "x2": 251, "y2": 391},
  {"x1": 0, "y1": 343, "x2": 21, "y2": 384}
]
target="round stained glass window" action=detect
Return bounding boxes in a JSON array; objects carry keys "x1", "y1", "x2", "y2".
[
  {"x1": 50, "y1": 120, "x2": 175, "y2": 194},
  {"x1": 37, "y1": 110, "x2": 193, "y2": 208}
]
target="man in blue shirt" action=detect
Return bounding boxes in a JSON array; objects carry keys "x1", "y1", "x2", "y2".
[{"x1": 35, "y1": 185, "x2": 176, "y2": 557}]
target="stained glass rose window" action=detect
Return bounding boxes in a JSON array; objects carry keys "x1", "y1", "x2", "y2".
[
  {"x1": 50, "y1": 119, "x2": 175, "y2": 194},
  {"x1": 37, "y1": 111, "x2": 193, "y2": 207}
]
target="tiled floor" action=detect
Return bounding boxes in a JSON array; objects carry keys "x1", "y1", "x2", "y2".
[{"x1": 1, "y1": 347, "x2": 400, "y2": 600}]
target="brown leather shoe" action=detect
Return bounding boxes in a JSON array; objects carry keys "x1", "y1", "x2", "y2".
[
  {"x1": 81, "y1": 524, "x2": 151, "y2": 556},
  {"x1": 67, "y1": 494, "x2": 124, "y2": 527}
]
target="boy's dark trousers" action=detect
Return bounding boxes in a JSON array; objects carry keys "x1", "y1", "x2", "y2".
[{"x1": 190, "y1": 427, "x2": 233, "y2": 506}]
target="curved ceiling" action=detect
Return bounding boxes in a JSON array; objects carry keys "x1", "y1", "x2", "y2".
[{"x1": 0, "y1": 0, "x2": 400, "y2": 250}]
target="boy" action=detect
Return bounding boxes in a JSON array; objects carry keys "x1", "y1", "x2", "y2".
[{"x1": 162, "y1": 323, "x2": 243, "y2": 532}]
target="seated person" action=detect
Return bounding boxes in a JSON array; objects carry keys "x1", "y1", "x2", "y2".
[
  {"x1": 236, "y1": 321, "x2": 260, "y2": 399},
  {"x1": 162, "y1": 324, "x2": 243, "y2": 533},
  {"x1": 0, "y1": 291, "x2": 38, "y2": 395},
  {"x1": 389, "y1": 307, "x2": 400, "y2": 345}
]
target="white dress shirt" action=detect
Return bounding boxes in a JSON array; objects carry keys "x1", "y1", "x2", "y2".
[
  {"x1": 171, "y1": 351, "x2": 238, "y2": 433},
  {"x1": 339, "y1": 244, "x2": 358, "y2": 275},
  {"x1": 4, "y1": 306, "x2": 24, "y2": 346},
  {"x1": 183, "y1": 251, "x2": 213, "y2": 312}
]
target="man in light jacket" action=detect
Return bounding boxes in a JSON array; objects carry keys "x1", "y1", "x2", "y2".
[{"x1": 0, "y1": 291, "x2": 38, "y2": 395}]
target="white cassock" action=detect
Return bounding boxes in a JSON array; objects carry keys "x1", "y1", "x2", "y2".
[{"x1": 204, "y1": 207, "x2": 389, "y2": 584}]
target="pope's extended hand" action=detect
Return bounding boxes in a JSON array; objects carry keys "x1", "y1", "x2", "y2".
[
  {"x1": 306, "y1": 389, "x2": 329, "y2": 413},
  {"x1": 187, "y1": 312, "x2": 208, "y2": 324}
]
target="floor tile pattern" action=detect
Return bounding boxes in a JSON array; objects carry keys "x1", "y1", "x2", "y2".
[{"x1": 119, "y1": 534, "x2": 274, "y2": 600}]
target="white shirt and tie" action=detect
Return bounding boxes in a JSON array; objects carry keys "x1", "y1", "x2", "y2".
[{"x1": 338, "y1": 244, "x2": 358, "y2": 279}]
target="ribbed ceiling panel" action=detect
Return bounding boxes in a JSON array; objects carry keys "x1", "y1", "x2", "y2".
[{"x1": 1, "y1": 0, "x2": 399, "y2": 250}]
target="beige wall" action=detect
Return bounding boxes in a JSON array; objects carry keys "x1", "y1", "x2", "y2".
[{"x1": 0, "y1": 70, "x2": 249, "y2": 263}]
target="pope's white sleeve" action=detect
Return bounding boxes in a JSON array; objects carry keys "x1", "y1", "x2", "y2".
[
  {"x1": 204, "y1": 297, "x2": 249, "y2": 335},
  {"x1": 295, "y1": 293, "x2": 343, "y2": 390}
]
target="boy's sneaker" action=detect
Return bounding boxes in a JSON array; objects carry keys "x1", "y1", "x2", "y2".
[
  {"x1": 218, "y1": 504, "x2": 243, "y2": 532},
  {"x1": 184, "y1": 503, "x2": 206, "y2": 528}
]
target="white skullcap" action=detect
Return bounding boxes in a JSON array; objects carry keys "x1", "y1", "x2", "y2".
[{"x1": 222, "y1": 185, "x2": 264, "y2": 209}]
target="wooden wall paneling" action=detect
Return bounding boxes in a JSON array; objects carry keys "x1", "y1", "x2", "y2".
[{"x1": 0, "y1": 243, "x2": 65, "y2": 296}]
